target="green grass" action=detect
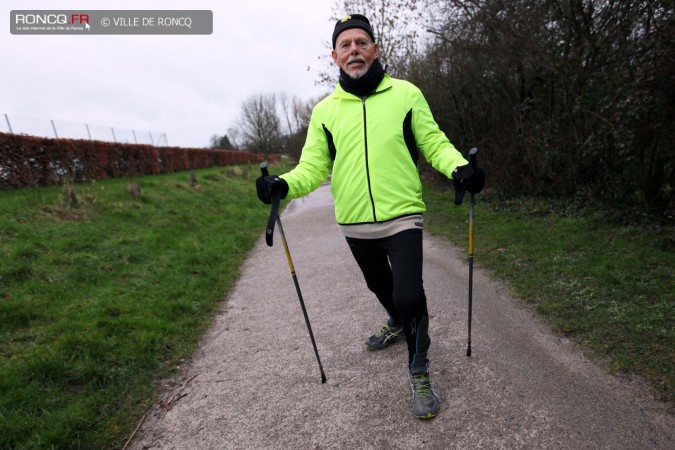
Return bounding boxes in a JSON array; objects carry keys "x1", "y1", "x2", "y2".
[
  {"x1": 0, "y1": 165, "x2": 273, "y2": 449},
  {"x1": 423, "y1": 183, "x2": 674, "y2": 402},
  {"x1": 1, "y1": 166, "x2": 672, "y2": 449}
]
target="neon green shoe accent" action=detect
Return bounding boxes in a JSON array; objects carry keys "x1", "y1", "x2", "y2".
[
  {"x1": 409, "y1": 372, "x2": 440, "y2": 419},
  {"x1": 364, "y1": 322, "x2": 405, "y2": 350}
]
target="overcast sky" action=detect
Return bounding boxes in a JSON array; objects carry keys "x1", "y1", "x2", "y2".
[{"x1": 1, "y1": 0, "x2": 336, "y2": 148}]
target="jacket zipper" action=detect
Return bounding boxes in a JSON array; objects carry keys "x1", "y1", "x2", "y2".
[{"x1": 362, "y1": 97, "x2": 377, "y2": 222}]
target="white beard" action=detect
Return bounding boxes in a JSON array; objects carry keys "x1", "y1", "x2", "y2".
[{"x1": 344, "y1": 63, "x2": 369, "y2": 79}]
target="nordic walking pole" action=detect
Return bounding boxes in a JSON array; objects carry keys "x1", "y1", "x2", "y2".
[
  {"x1": 466, "y1": 147, "x2": 478, "y2": 357},
  {"x1": 260, "y1": 162, "x2": 327, "y2": 384}
]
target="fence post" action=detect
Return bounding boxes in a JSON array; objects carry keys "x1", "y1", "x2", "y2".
[
  {"x1": 4, "y1": 114, "x2": 12, "y2": 133},
  {"x1": 132, "y1": 130, "x2": 138, "y2": 144},
  {"x1": 51, "y1": 119, "x2": 59, "y2": 138},
  {"x1": 86, "y1": 124, "x2": 92, "y2": 140},
  {"x1": 111, "y1": 127, "x2": 117, "y2": 142}
]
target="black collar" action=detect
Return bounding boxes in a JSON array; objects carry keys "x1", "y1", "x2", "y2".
[{"x1": 339, "y1": 58, "x2": 385, "y2": 97}]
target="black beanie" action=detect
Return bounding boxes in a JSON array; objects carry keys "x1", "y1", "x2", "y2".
[{"x1": 332, "y1": 14, "x2": 375, "y2": 49}]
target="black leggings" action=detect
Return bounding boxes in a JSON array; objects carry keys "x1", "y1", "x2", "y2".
[{"x1": 346, "y1": 229, "x2": 431, "y2": 371}]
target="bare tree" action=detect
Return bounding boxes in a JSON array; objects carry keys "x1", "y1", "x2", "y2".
[
  {"x1": 235, "y1": 93, "x2": 282, "y2": 157},
  {"x1": 292, "y1": 96, "x2": 316, "y2": 132},
  {"x1": 282, "y1": 94, "x2": 317, "y2": 135},
  {"x1": 278, "y1": 93, "x2": 307, "y2": 136},
  {"x1": 412, "y1": 0, "x2": 674, "y2": 212},
  {"x1": 284, "y1": 95, "x2": 325, "y2": 161},
  {"x1": 226, "y1": 126, "x2": 242, "y2": 150},
  {"x1": 315, "y1": 0, "x2": 425, "y2": 85}
]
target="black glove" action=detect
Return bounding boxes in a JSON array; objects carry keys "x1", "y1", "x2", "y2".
[
  {"x1": 255, "y1": 175, "x2": 289, "y2": 205},
  {"x1": 452, "y1": 163, "x2": 485, "y2": 194},
  {"x1": 452, "y1": 163, "x2": 485, "y2": 205}
]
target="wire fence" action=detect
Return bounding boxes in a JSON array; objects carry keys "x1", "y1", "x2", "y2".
[{"x1": 1, "y1": 113, "x2": 168, "y2": 147}]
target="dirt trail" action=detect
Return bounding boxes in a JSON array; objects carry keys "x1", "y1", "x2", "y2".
[{"x1": 130, "y1": 184, "x2": 673, "y2": 449}]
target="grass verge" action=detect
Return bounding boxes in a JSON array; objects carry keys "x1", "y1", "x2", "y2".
[
  {"x1": 0, "y1": 165, "x2": 273, "y2": 449},
  {"x1": 1, "y1": 165, "x2": 672, "y2": 449},
  {"x1": 423, "y1": 182, "x2": 674, "y2": 402}
]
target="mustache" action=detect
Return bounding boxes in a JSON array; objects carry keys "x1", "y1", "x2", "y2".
[{"x1": 347, "y1": 57, "x2": 366, "y2": 65}]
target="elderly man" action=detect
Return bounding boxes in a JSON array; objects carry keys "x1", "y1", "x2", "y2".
[{"x1": 256, "y1": 14, "x2": 484, "y2": 419}]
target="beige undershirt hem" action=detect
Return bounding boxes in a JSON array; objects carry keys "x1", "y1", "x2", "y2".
[{"x1": 339, "y1": 215, "x2": 423, "y2": 239}]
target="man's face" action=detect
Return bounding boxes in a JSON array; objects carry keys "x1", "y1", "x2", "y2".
[{"x1": 331, "y1": 28, "x2": 379, "y2": 80}]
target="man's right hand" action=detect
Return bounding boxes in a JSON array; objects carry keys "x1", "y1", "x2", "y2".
[{"x1": 255, "y1": 175, "x2": 289, "y2": 204}]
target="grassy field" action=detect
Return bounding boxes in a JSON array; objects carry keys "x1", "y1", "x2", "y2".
[
  {"x1": 1, "y1": 166, "x2": 672, "y2": 448},
  {"x1": 423, "y1": 182, "x2": 674, "y2": 403},
  {"x1": 0, "y1": 166, "x2": 271, "y2": 449}
]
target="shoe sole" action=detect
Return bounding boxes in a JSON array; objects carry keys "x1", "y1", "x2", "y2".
[{"x1": 414, "y1": 411, "x2": 438, "y2": 419}]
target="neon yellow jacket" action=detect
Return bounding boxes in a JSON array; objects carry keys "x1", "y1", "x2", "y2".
[{"x1": 280, "y1": 74, "x2": 467, "y2": 225}]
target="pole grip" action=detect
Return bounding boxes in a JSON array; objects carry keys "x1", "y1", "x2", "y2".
[
  {"x1": 454, "y1": 147, "x2": 478, "y2": 206},
  {"x1": 469, "y1": 147, "x2": 478, "y2": 168},
  {"x1": 260, "y1": 161, "x2": 277, "y2": 246}
]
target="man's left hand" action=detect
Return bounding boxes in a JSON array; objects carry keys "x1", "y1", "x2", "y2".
[{"x1": 452, "y1": 163, "x2": 485, "y2": 194}]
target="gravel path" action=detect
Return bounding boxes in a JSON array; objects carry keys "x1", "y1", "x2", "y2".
[{"x1": 130, "y1": 183, "x2": 673, "y2": 449}]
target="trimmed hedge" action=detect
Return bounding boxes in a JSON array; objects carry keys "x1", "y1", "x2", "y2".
[{"x1": 0, "y1": 132, "x2": 263, "y2": 188}]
